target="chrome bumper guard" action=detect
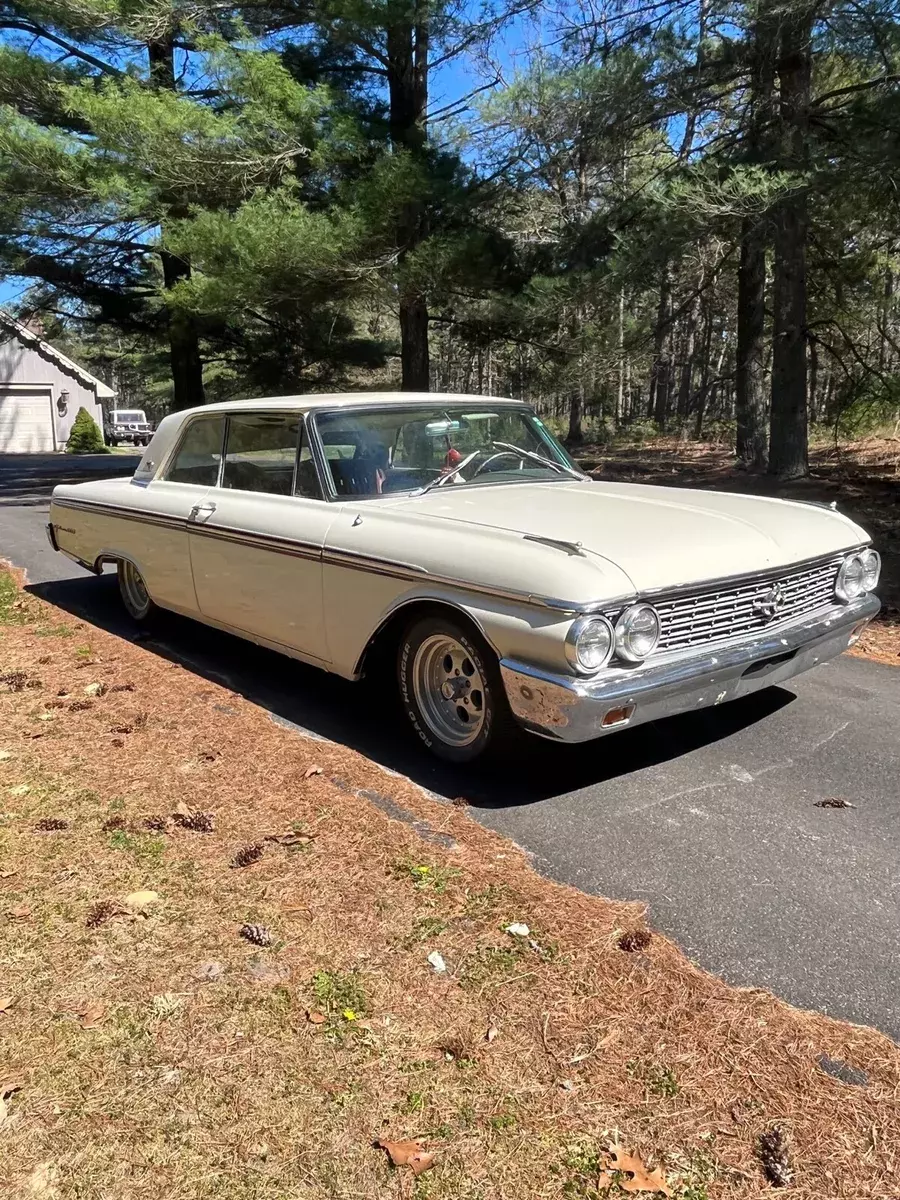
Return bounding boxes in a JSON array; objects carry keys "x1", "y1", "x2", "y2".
[{"x1": 500, "y1": 594, "x2": 880, "y2": 743}]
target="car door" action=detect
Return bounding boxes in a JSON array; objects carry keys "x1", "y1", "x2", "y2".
[
  {"x1": 187, "y1": 411, "x2": 336, "y2": 661},
  {"x1": 124, "y1": 412, "x2": 225, "y2": 614}
]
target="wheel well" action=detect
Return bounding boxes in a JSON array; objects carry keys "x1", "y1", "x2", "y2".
[{"x1": 354, "y1": 600, "x2": 492, "y2": 680}]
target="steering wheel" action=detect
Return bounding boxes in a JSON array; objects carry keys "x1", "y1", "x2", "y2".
[{"x1": 471, "y1": 450, "x2": 526, "y2": 477}]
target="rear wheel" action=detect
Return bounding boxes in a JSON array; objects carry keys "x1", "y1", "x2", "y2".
[
  {"x1": 117, "y1": 560, "x2": 156, "y2": 623},
  {"x1": 398, "y1": 614, "x2": 518, "y2": 762}
]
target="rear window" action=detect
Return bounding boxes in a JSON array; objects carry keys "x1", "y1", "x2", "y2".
[{"x1": 164, "y1": 417, "x2": 225, "y2": 486}]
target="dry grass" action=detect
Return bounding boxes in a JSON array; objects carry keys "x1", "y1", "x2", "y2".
[
  {"x1": 577, "y1": 435, "x2": 900, "y2": 666},
  {"x1": 1, "y1": 568, "x2": 899, "y2": 1200}
]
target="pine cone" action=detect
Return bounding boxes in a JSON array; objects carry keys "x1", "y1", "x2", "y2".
[
  {"x1": 231, "y1": 843, "x2": 264, "y2": 869},
  {"x1": 174, "y1": 810, "x2": 215, "y2": 833},
  {"x1": 86, "y1": 899, "x2": 119, "y2": 928},
  {"x1": 68, "y1": 699, "x2": 93, "y2": 712},
  {"x1": 758, "y1": 1125, "x2": 792, "y2": 1187},
  {"x1": 35, "y1": 817, "x2": 69, "y2": 832},
  {"x1": 2, "y1": 671, "x2": 28, "y2": 692},
  {"x1": 143, "y1": 814, "x2": 172, "y2": 833},
  {"x1": 239, "y1": 923, "x2": 272, "y2": 947},
  {"x1": 101, "y1": 815, "x2": 129, "y2": 832},
  {"x1": 618, "y1": 929, "x2": 652, "y2": 952}
]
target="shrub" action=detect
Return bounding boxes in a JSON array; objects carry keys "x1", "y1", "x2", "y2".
[{"x1": 66, "y1": 406, "x2": 108, "y2": 454}]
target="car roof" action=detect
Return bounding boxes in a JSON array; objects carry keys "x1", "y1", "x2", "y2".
[{"x1": 175, "y1": 392, "x2": 528, "y2": 418}]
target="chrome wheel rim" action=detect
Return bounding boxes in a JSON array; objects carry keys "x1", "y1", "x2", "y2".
[
  {"x1": 411, "y1": 634, "x2": 486, "y2": 748},
  {"x1": 120, "y1": 561, "x2": 150, "y2": 619}
]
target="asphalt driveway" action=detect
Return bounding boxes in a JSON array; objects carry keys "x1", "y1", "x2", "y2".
[{"x1": 2, "y1": 453, "x2": 899, "y2": 1039}]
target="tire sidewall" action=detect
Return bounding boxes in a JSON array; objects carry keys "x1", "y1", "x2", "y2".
[
  {"x1": 117, "y1": 560, "x2": 155, "y2": 623},
  {"x1": 398, "y1": 616, "x2": 500, "y2": 763}
]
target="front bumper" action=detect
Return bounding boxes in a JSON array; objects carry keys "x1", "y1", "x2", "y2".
[{"x1": 500, "y1": 594, "x2": 880, "y2": 743}]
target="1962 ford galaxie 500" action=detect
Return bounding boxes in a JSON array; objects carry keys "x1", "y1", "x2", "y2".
[{"x1": 48, "y1": 393, "x2": 881, "y2": 762}]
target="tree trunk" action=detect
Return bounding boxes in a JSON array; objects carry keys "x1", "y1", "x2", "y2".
[
  {"x1": 649, "y1": 267, "x2": 671, "y2": 426},
  {"x1": 736, "y1": 222, "x2": 769, "y2": 467},
  {"x1": 387, "y1": 12, "x2": 430, "y2": 391},
  {"x1": 769, "y1": 5, "x2": 814, "y2": 479},
  {"x1": 148, "y1": 30, "x2": 204, "y2": 410},
  {"x1": 676, "y1": 293, "x2": 700, "y2": 422},
  {"x1": 735, "y1": 1, "x2": 776, "y2": 468},
  {"x1": 568, "y1": 391, "x2": 584, "y2": 442}
]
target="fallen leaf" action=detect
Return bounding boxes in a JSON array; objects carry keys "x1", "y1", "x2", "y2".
[
  {"x1": 0, "y1": 996, "x2": 15, "y2": 1013},
  {"x1": 427, "y1": 950, "x2": 447, "y2": 973},
  {"x1": 124, "y1": 889, "x2": 159, "y2": 910},
  {"x1": 25, "y1": 1161, "x2": 57, "y2": 1196},
  {"x1": 194, "y1": 961, "x2": 226, "y2": 982},
  {"x1": 173, "y1": 800, "x2": 193, "y2": 818},
  {"x1": 377, "y1": 1139, "x2": 436, "y2": 1175},
  {"x1": 0, "y1": 1081, "x2": 22, "y2": 1129},
  {"x1": 79, "y1": 1003, "x2": 106, "y2": 1029},
  {"x1": 0, "y1": 750, "x2": 13, "y2": 761},
  {"x1": 486, "y1": 1025, "x2": 499, "y2": 1042},
  {"x1": 264, "y1": 831, "x2": 315, "y2": 847},
  {"x1": 8, "y1": 784, "x2": 30, "y2": 796},
  {"x1": 306, "y1": 1010, "x2": 327, "y2": 1025},
  {"x1": 83, "y1": 682, "x2": 106, "y2": 697},
  {"x1": 505, "y1": 922, "x2": 530, "y2": 937},
  {"x1": 608, "y1": 1147, "x2": 672, "y2": 1196},
  {"x1": 0, "y1": 869, "x2": 18, "y2": 880},
  {"x1": 598, "y1": 1172, "x2": 614, "y2": 1191},
  {"x1": 409, "y1": 1150, "x2": 435, "y2": 1176},
  {"x1": 36, "y1": 713, "x2": 54, "y2": 722},
  {"x1": 304, "y1": 765, "x2": 323, "y2": 778},
  {"x1": 10, "y1": 904, "x2": 31, "y2": 919}
]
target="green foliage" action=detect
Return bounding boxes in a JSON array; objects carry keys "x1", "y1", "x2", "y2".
[
  {"x1": 310, "y1": 969, "x2": 368, "y2": 1016},
  {"x1": 66, "y1": 407, "x2": 107, "y2": 454}
]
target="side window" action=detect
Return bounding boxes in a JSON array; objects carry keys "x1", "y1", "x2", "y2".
[
  {"x1": 222, "y1": 413, "x2": 300, "y2": 497},
  {"x1": 295, "y1": 438, "x2": 323, "y2": 500},
  {"x1": 164, "y1": 417, "x2": 225, "y2": 486}
]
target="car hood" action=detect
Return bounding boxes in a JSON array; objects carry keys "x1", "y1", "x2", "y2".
[{"x1": 395, "y1": 479, "x2": 868, "y2": 592}]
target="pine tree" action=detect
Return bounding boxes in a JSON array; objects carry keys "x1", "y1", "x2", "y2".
[{"x1": 66, "y1": 407, "x2": 107, "y2": 454}]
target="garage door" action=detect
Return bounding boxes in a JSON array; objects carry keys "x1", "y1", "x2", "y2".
[{"x1": 0, "y1": 389, "x2": 54, "y2": 453}]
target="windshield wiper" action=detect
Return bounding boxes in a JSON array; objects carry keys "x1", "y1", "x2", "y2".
[
  {"x1": 414, "y1": 449, "x2": 482, "y2": 496},
  {"x1": 491, "y1": 441, "x2": 586, "y2": 479}
]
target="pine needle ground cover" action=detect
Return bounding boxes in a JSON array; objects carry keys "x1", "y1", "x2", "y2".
[{"x1": 1, "y1": 567, "x2": 899, "y2": 1199}]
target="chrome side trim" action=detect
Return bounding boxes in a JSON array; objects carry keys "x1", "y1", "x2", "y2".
[
  {"x1": 53, "y1": 497, "x2": 188, "y2": 532},
  {"x1": 50, "y1": 496, "x2": 619, "y2": 613}
]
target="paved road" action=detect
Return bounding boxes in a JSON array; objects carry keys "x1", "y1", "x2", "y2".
[{"x1": 2, "y1": 453, "x2": 899, "y2": 1039}]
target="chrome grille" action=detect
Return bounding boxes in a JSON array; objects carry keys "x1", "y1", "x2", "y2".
[{"x1": 648, "y1": 556, "x2": 843, "y2": 653}]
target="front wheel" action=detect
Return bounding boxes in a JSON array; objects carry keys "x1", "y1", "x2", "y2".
[
  {"x1": 398, "y1": 615, "x2": 518, "y2": 763},
  {"x1": 117, "y1": 559, "x2": 157, "y2": 623}
]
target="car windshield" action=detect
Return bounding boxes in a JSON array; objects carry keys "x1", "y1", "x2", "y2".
[
  {"x1": 313, "y1": 405, "x2": 581, "y2": 499},
  {"x1": 113, "y1": 411, "x2": 146, "y2": 423}
]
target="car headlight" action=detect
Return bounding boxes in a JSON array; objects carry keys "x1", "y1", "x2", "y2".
[
  {"x1": 860, "y1": 548, "x2": 880, "y2": 592},
  {"x1": 835, "y1": 553, "x2": 867, "y2": 602},
  {"x1": 615, "y1": 603, "x2": 661, "y2": 662},
  {"x1": 565, "y1": 615, "x2": 614, "y2": 674}
]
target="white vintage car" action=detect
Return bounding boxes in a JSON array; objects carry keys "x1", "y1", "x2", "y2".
[{"x1": 48, "y1": 393, "x2": 881, "y2": 762}]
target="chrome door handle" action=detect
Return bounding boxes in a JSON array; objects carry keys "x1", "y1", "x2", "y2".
[{"x1": 188, "y1": 501, "x2": 217, "y2": 520}]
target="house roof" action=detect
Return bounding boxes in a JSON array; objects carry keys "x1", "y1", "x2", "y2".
[{"x1": 0, "y1": 310, "x2": 116, "y2": 399}]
